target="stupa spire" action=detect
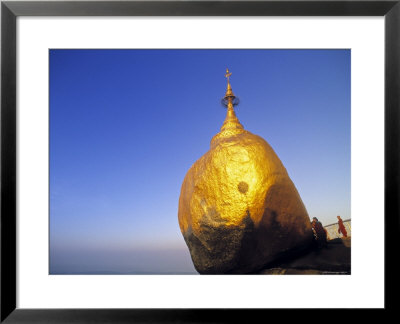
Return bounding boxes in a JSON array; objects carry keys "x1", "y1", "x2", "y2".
[
  {"x1": 222, "y1": 68, "x2": 239, "y2": 109},
  {"x1": 219, "y1": 68, "x2": 244, "y2": 134},
  {"x1": 224, "y1": 68, "x2": 234, "y2": 97}
]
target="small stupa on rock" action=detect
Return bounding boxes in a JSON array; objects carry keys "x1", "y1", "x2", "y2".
[{"x1": 178, "y1": 69, "x2": 313, "y2": 274}]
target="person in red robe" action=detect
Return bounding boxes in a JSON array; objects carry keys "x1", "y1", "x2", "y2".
[{"x1": 337, "y1": 215, "x2": 348, "y2": 238}]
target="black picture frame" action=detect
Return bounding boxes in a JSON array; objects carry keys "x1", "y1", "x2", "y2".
[{"x1": 1, "y1": 0, "x2": 398, "y2": 322}]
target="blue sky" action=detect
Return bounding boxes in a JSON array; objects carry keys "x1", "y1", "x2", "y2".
[{"x1": 49, "y1": 49, "x2": 350, "y2": 274}]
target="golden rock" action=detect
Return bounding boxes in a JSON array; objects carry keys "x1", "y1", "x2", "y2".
[{"x1": 178, "y1": 70, "x2": 313, "y2": 274}]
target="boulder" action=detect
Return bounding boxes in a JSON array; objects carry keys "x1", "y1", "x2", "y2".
[{"x1": 178, "y1": 103, "x2": 313, "y2": 274}]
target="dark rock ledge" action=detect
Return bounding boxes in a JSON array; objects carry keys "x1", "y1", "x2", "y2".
[{"x1": 255, "y1": 238, "x2": 351, "y2": 275}]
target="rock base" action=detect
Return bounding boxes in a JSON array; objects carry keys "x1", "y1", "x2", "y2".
[{"x1": 256, "y1": 238, "x2": 351, "y2": 275}]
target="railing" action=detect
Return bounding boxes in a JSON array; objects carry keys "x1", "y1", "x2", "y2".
[{"x1": 324, "y1": 219, "x2": 351, "y2": 240}]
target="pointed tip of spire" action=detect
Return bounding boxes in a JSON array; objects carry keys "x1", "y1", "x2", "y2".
[{"x1": 222, "y1": 68, "x2": 239, "y2": 108}]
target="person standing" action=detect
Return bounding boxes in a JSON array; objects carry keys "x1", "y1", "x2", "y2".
[
  {"x1": 337, "y1": 215, "x2": 348, "y2": 238},
  {"x1": 311, "y1": 217, "x2": 327, "y2": 247}
]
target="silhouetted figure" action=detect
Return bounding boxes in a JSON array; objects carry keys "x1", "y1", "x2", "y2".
[
  {"x1": 337, "y1": 215, "x2": 348, "y2": 238},
  {"x1": 311, "y1": 217, "x2": 327, "y2": 247}
]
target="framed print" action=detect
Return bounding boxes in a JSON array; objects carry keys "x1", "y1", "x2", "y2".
[{"x1": 1, "y1": 0, "x2": 399, "y2": 322}]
